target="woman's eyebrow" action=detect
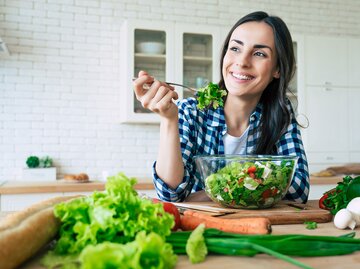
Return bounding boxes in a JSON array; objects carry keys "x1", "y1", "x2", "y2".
[{"x1": 231, "y1": 39, "x2": 273, "y2": 52}]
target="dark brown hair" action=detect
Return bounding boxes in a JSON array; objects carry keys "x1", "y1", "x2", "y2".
[{"x1": 218, "y1": 11, "x2": 296, "y2": 154}]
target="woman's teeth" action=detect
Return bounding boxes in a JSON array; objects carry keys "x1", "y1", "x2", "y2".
[{"x1": 232, "y1": 73, "x2": 253, "y2": 80}]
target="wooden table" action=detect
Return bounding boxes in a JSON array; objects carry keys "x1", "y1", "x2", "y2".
[
  {"x1": 15, "y1": 222, "x2": 360, "y2": 269},
  {"x1": 1, "y1": 201, "x2": 359, "y2": 269}
]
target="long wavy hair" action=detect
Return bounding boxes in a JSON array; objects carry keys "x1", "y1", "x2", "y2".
[{"x1": 218, "y1": 11, "x2": 296, "y2": 154}]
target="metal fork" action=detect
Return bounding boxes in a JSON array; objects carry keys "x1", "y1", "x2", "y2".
[{"x1": 132, "y1": 78, "x2": 197, "y2": 93}]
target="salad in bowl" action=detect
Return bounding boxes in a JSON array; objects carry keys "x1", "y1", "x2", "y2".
[{"x1": 194, "y1": 155, "x2": 298, "y2": 209}]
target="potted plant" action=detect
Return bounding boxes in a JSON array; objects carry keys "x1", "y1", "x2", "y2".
[{"x1": 22, "y1": 155, "x2": 57, "y2": 181}]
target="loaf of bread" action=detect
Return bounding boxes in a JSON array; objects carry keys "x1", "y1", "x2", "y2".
[
  {"x1": 64, "y1": 173, "x2": 89, "y2": 182},
  {"x1": 0, "y1": 195, "x2": 80, "y2": 269}
]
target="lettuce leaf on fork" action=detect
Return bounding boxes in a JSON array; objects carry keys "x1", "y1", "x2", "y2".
[{"x1": 196, "y1": 82, "x2": 227, "y2": 110}]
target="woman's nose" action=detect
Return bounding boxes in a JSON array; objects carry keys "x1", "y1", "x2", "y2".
[{"x1": 237, "y1": 52, "x2": 251, "y2": 67}]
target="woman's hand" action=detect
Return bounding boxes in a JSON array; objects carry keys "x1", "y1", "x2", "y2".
[{"x1": 133, "y1": 70, "x2": 179, "y2": 120}]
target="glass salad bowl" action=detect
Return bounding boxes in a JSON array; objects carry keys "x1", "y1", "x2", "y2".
[{"x1": 194, "y1": 155, "x2": 298, "y2": 209}]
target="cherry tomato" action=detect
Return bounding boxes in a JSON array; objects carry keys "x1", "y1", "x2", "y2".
[
  {"x1": 152, "y1": 198, "x2": 181, "y2": 231},
  {"x1": 262, "y1": 189, "x2": 272, "y2": 199},
  {"x1": 247, "y1": 166, "x2": 256, "y2": 173}
]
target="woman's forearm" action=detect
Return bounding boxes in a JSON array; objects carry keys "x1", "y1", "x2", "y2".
[{"x1": 155, "y1": 116, "x2": 184, "y2": 189}]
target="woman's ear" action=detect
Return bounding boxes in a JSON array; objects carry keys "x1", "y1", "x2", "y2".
[{"x1": 273, "y1": 70, "x2": 280, "y2": 79}]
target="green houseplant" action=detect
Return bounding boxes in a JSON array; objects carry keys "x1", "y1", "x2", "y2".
[{"x1": 23, "y1": 155, "x2": 56, "y2": 181}]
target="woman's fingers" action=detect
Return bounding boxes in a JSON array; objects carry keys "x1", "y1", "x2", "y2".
[
  {"x1": 132, "y1": 71, "x2": 178, "y2": 117},
  {"x1": 149, "y1": 86, "x2": 178, "y2": 112},
  {"x1": 155, "y1": 90, "x2": 179, "y2": 114},
  {"x1": 133, "y1": 75, "x2": 153, "y2": 99}
]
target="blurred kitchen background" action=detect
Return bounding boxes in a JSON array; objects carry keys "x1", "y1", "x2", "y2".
[{"x1": 1, "y1": 0, "x2": 359, "y2": 182}]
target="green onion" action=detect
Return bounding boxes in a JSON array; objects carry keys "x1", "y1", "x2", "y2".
[{"x1": 167, "y1": 228, "x2": 360, "y2": 269}]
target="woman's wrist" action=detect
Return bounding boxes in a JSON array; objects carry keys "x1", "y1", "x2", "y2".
[{"x1": 160, "y1": 114, "x2": 179, "y2": 130}]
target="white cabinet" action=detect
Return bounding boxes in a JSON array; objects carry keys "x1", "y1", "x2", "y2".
[
  {"x1": 303, "y1": 35, "x2": 360, "y2": 173},
  {"x1": 0, "y1": 192, "x2": 63, "y2": 211},
  {"x1": 174, "y1": 23, "x2": 221, "y2": 99},
  {"x1": 120, "y1": 20, "x2": 221, "y2": 124},
  {"x1": 120, "y1": 20, "x2": 175, "y2": 124},
  {"x1": 305, "y1": 87, "x2": 348, "y2": 152},
  {"x1": 305, "y1": 36, "x2": 348, "y2": 87},
  {"x1": 349, "y1": 89, "x2": 360, "y2": 151},
  {"x1": 348, "y1": 38, "x2": 360, "y2": 87},
  {"x1": 304, "y1": 86, "x2": 349, "y2": 173}
]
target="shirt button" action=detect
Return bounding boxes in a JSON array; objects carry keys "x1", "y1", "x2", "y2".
[{"x1": 250, "y1": 116, "x2": 255, "y2": 122}]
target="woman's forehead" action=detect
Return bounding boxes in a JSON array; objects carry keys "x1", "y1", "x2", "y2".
[{"x1": 230, "y1": 21, "x2": 275, "y2": 49}]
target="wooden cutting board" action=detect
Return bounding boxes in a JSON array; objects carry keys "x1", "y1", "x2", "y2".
[{"x1": 175, "y1": 201, "x2": 333, "y2": 225}]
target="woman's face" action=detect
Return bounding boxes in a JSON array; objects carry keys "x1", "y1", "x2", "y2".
[{"x1": 222, "y1": 21, "x2": 279, "y2": 99}]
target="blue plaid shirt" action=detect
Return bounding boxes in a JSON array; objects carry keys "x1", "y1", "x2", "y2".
[{"x1": 152, "y1": 98, "x2": 310, "y2": 203}]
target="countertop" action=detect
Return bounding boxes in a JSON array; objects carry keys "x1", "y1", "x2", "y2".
[
  {"x1": 0, "y1": 176, "x2": 340, "y2": 195},
  {"x1": 1, "y1": 201, "x2": 359, "y2": 269},
  {"x1": 0, "y1": 179, "x2": 154, "y2": 194}
]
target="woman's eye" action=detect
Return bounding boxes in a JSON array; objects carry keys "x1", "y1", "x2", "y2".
[
  {"x1": 229, "y1": 46, "x2": 240, "y2": 52},
  {"x1": 254, "y1": 51, "x2": 266, "y2": 57}
]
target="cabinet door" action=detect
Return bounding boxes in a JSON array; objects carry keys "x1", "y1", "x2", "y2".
[
  {"x1": 348, "y1": 38, "x2": 360, "y2": 87},
  {"x1": 120, "y1": 20, "x2": 175, "y2": 123},
  {"x1": 174, "y1": 23, "x2": 221, "y2": 99},
  {"x1": 349, "y1": 89, "x2": 360, "y2": 151},
  {"x1": 305, "y1": 36, "x2": 347, "y2": 87},
  {"x1": 305, "y1": 86, "x2": 348, "y2": 152},
  {"x1": 0, "y1": 193, "x2": 63, "y2": 211}
]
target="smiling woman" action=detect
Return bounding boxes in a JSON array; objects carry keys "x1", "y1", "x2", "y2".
[{"x1": 132, "y1": 11, "x2": 309, "y2": 204}]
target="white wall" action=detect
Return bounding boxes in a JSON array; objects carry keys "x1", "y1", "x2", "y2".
[{"x1": 1, "y1": 0, "x2": 360, "y2": 181}]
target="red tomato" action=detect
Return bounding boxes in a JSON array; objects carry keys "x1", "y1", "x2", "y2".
[
  {"x1": 262, "y1": 189, "x2": 272, "y2": 199},
  {"x1": 318, "y1": 193, "x2": 329, "y2": 210},
  {"x1": 152, "y1": 198, "x2": 181, "y2": 231},
  {"x1": 247, "y1": 166, "x2": 257, "y2": 173},
  {"x1": 249, "y1": 172, "x2": 255, "y2": 179},
  {"x1": 318, "y1": 188, "x2": 337, "y2": 210}
]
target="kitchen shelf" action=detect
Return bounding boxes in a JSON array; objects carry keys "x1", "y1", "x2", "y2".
[
  {"x1": 183, "y1": 56, "x2": 212, "y2": 66},
  {"x1": 135, "y1": 54, "x2": 166, "y2": 64}
]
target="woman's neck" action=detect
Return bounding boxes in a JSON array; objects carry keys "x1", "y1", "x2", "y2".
[{"x1": 224, "y1": 95, "x2": 259, "y2": 137}]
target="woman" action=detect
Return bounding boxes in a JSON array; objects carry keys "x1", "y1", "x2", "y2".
[{"x1": 133, "y1": 11, "x2": 309, "y2": 203}]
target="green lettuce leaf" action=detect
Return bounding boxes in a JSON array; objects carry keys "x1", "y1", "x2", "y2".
[
  {"x1": 186, "y1": 223, "x2": 208, "y2": 263},
  {"x1": 53, "y1": 172, "x2": 174, "y2": 255},
  {"x1": 80, "y1": 231, "x2": 177, "y2": 269},
  {"x1": 196, "y1": 82, "x2": 227, "y2": 110}
]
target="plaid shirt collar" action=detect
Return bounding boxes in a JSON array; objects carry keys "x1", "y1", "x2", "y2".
[{"x1": 205, "y1": 102, "x2": 263, "y2": 128}]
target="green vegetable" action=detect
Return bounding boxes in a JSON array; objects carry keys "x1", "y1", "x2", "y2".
[
  {"x1": 304, "y1": 221, "x2": 317, "y2": 230},
  {"x1": 52, "y1": 172, "x2": 174, "y2": 255},
  {"x1": 26, "y1": 156, "x2": 40, "y2": 168},
  {"x1": 346, "y1": 176, "x2": 360, "y2": 201},
  {"x1": 185, "y1": 223, "x2": 207, "y2": 264},
  {"x1": 323, "y1": 175, "x2": 360, "y2": 215},
  {"x1": 167, "y1": 229, "x2": 360, "y2": 269},
  {"x1": 196, "y1": 82, "x2": 227, "y2": 110},
  {"x1": 42, "y1": 232, "x2": 177, "y2": 269},
  {"x1": 80, "y1": 232, "x2": 177, "y2": 269},
  {"x1": 40, "y1": 156, "x2": 53, "y2": 168},
  {"x1": 205, "y1": 159, "x2": 295, "y2": 208}
]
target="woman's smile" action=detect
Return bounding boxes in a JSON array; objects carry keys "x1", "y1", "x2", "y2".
[{"x1": 230, "y1": 71, "x2": 255, "y2": 82}]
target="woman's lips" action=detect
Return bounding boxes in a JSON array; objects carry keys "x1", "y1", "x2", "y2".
[{"x1": 230, "y1": 72, "x2": 254, "y2": 82}]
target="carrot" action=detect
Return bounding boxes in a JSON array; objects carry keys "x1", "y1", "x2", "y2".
[{"x1": 181, "y1": 210, "x2": 272, "y2": 235}]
